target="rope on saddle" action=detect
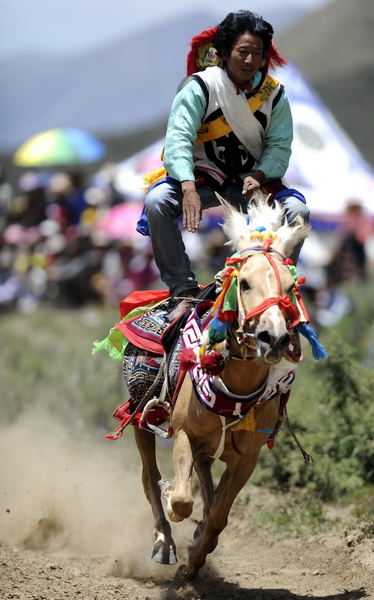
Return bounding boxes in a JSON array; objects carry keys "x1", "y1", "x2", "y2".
[{"x1": 109, "y1": 356, "x2": 167, "y2": 439}]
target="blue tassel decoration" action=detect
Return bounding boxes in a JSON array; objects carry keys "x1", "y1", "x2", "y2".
[
  {"x1": 208, "y1": 317, "x2": 230, "y2": 344},
  {"x1": 297, "y1": 323, "x2": 328, "y2": 360}
]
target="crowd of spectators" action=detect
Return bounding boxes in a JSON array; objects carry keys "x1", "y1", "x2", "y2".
[
  {"x1": 1, "y1": 161, "x2": 372, "y2": 329},
  {"x1": 0, "y1": 164, "x2": 227, "y2": 313}
]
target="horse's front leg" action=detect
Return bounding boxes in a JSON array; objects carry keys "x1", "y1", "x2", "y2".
[
  {"x1": 133, "y1": 427, "x2": 177, "y2": 565},
  {"x1": 165, "y1": 428, "x2": 194, "y2": 522},
  {"x1": 174, "y1": 452, "x2": 260, "y2": 587},
  {"x1": 192, "y1": 456, "x2": 215, "y2": 540}
]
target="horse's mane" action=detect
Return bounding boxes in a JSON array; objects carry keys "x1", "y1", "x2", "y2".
[{"x1": 218, "y1": 190, "x2": 310, "y2": 257}]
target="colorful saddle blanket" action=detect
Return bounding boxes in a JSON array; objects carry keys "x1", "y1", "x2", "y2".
[
  {"x1": 116, "y1": 297, "x2": 173, "y2": 355},
  {"x1": 107, "y1": 301, "x2": 212, "y2": 439}
]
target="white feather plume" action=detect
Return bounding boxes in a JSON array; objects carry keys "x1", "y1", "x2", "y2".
[
  {"x1": 216, "y1": 189, "x2": 309, "y2": 257},
  {"x1": 248, "y1": 192, "x2": 284, "y2": 232}
]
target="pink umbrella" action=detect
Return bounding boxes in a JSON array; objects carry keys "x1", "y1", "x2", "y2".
[{"x1": 95, "y1": 202, "x2": 143, "y2": 240}]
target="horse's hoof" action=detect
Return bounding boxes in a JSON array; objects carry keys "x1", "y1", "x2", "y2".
[
  {"x1": 169, "y1": 510, "x2": 184, "y2": 523},
  {"x1": 173, "y1": 564, "x2": 190, "y2": 590},
  {"x1": 171, "y1": 499, "x2": 193, "y2": 520},
  {"x1": 151, "y1": 538, "x2": 178, "y2": 565}
]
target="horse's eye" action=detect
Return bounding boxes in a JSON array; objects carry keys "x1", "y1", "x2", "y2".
[{"x1": 240, "y1": 279, "x2": 251, "y2": 293}]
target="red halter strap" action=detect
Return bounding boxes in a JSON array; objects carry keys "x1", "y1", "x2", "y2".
[{"x1": 242, "y1": 240, "x2": 300, "y2": 330}]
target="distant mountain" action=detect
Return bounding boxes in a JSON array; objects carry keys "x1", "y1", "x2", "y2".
[
  {"x1": 0, "y1": 7, "x2": 305, "y2": 153},
  {"x1": 277, "y1": 0, "x2": 374, "y2": 166}
]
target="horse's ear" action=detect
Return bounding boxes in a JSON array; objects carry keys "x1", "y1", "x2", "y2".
[
  {"x1": 215, "y1": 192, "x2": 249, "y2": 251},
  {"x1": 215, "y1": 192, "x2": 226, "y2": 206},
  {"x1": 215, "y1": 192, "x2": 236, "y2": 213},
  {"x1": 273, "y1": 216, "x2": 311, "y2": 257}
]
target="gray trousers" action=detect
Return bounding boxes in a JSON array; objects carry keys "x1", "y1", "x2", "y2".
[{"x1": 144, "y1": 180, "x2": 310, "y2": 297}]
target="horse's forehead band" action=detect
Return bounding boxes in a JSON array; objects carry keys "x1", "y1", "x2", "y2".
[{"x1": 240, "y1": 246, "x2": 286, "y2": 263}]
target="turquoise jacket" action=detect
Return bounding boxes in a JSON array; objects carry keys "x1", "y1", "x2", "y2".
[{"x1": 163, "y1": 71, "x2": 293, "y2": 184}]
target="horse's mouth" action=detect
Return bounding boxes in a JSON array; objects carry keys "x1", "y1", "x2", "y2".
[
  {"x1": 256, "y1": 333, "x2": 291, "y2": 364},
  {"x1": 258, "y1": 348, "x2": 285, "y2": 365}
]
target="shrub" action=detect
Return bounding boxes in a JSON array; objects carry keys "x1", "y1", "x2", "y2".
[{"x1": 253, "y1": 330, "x2": 374, "y2": 502}]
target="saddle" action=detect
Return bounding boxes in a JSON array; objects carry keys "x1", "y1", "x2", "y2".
[
  {"x1": 116, "y1": 282, "x2": 217, "y2": 355},
  {"x1": 103, "y1": 282, "x2": 302, "y2": 440},
  {"x1": 106, "y1": 284, "x2": 217, "y2": 439}
]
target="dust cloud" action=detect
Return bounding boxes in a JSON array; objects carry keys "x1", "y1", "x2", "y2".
[{"x1": 0, "y1": 408, "x2": 178, "y2": 581}]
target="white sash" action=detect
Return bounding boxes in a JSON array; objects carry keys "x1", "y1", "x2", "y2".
[{"x1": 200, "y1": 67, "x2": 265, "y2": 161}]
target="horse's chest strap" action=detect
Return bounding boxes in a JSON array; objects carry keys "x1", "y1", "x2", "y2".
[{"x1": 193, "y1": 376, "x2": 267, "y2": 418}]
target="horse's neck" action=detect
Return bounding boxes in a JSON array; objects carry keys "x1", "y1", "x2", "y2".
[{"x1": 220, "y1": 357, "x2": 269, "y2": 396}]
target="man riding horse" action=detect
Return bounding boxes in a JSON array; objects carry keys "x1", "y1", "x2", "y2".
[
  {"x1": 137, "y1": 10, "x2": 310, "y2": 307},
  {"x1": 93, "y1": 10, "x2": 328, "y2": 589}
]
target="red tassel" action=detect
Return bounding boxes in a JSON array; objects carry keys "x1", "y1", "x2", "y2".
[
  {"x1": 200, "y1": 351, "x2": 225, "y2": 376},
  {"x1": 187, "y1": 28, "x2": 286, "y2": 76},
  {"x1": 262, "y1": 41, "x2": 287, "y2": 73},
  {"x1": 179, "y1": 347, "x2": 198, "y2": 371}
]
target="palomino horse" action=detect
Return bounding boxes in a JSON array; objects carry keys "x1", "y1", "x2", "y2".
[{"x1": 130, "y1": 191, "x2": 310, "y2": 587}]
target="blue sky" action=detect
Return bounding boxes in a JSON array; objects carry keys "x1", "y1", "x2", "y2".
[{"x1": 1, "y1": 0, "x2": 332, "y2": 58}]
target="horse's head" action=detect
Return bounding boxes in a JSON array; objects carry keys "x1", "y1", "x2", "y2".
[{"x1": 219, "y1": 191, "x2": 310, "y2": 365}]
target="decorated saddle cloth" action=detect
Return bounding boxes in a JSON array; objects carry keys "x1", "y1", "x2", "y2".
[
  {"x1": 114, "y1": 296, "x2": 178, "y2": 430},
  {"x1": 117, "y1": 300, "x2": 171, "y2": 355},
  {"x1": 92, "y1": 288, "x2": 217, "y2": 437},
  {"x1": 110, "y1": 338, "x2": 182, "y2": 437},
  {"x1": 180, "y1": 307, "x2": 296, "y2": 419},
  {"x1": 111, "y1": 284, "x2": 216, "y2": 356},
  {"x1": 115, "y1": 300, "x2": 214, "y2": 433}
]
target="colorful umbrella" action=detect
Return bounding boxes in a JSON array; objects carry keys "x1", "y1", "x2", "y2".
[
  {"x1": 95, "y1": 202, "x2": 143, "y2": 240},
  {"x1": 13, "y1": 128, "x2": 106, "y2": 167}
]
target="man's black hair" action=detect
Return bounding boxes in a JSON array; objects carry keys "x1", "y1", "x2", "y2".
[{"x1": 215, "y1": 10, "x2": 274, "y2": 58}]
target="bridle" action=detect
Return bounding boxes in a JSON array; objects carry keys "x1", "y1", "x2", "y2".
[{"x1": 224, "y1": 238, "x2": 304, "y2": 357}]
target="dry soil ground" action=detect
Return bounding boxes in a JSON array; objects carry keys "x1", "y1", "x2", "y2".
[{"x1": 1, "y1": 412, "x2": 373, "y2": 600}]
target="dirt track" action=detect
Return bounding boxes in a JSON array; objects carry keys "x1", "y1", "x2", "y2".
[
  {"x1": 1, "y1": 520, "x2": 373, "y2": 600},
  {"x1": 1, "y1": 413, "x2": 373, "y2": 600}
]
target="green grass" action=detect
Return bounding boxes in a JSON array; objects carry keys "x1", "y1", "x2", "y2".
[
  {"x1": 0, "y1": 305, "x2": 126, "y2": 431},
  {"x1": 233, "y1": 487, "x2": 332, "y2": 541}
]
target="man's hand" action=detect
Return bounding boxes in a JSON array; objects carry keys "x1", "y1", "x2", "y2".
[
  {"x1": 242, "y1": 170, "x2": 265, "y2": 201},
  {"x1": 182, "y1": 181, "x2": 201, "y2": 232}
]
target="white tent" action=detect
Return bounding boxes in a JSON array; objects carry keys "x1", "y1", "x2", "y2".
[
  {"x1": 113, "y1": 139, "x2": 164, "y2": 200},
  {"x1": 274, "y1": 62, "x2": 374, "y2": 227}
]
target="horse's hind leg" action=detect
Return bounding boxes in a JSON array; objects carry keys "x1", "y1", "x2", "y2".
[{"x1": 133, "y1": 427, "x2": 177, "y2": 565}]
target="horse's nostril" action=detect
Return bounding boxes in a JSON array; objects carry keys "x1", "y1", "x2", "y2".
[
  {"x1": 257, "y1": 331, "x2": 272, "y2": 346},
  {"x1": 279, "y1": 332, "x2": 291, "y2": 351},
  {"x1": 257, "y1": 331, "x2": 291, "y2": 351}
]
